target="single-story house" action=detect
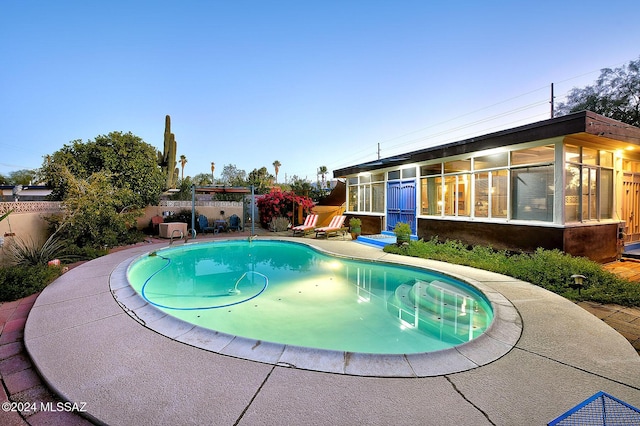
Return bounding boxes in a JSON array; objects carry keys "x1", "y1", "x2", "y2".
[
  {"x1": 0, "y1": 185, "x2": 52, "y2": 202},
  {"x1": 333, "y1": 111, "x2": 640, "y2": 263}
]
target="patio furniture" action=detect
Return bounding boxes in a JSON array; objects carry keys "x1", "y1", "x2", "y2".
[
  {"x1": 198, "y1": 215, "x2": 217, "y2": 234},
  {"x1": 314, "y1": 215, "x2": 347, "y2": 239},
  {"x1": 214, "y1": 219, "x2": 227, "y2": 233},
  {"x1": 291, "y1": 214, "x2": 318, "y2": 236},
  {"x1": 228, "y1": 214, "x2": 242, "y2": 231}
]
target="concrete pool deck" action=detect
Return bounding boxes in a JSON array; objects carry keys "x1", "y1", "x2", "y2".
[{"x1": 23, "y1": 237, "x2": 640, "y2": 425}]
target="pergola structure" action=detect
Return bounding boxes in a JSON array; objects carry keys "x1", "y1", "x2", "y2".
[{"x1": 190, "y1": 185, "x2": 254, "y2": 237}]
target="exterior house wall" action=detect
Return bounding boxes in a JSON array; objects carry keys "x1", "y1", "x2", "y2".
[
  {"x1": 416, "y1": 219, "x2": 618, "y2": 263},
  {"x1": 345, "y1": 214, "x2": 384, "y2": 235},
  {"x1": 335, "y1": 112, "x2": 640, "y2": 264}
]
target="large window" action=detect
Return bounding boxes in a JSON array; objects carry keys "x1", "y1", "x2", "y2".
[
  {"x1": 564, "y1": 145, "x2": 613, "y2": 222},
  {"x1": 474, "y1": 170, "x2": 508, "y2": 218},
  {"x1": 511, "y1": 165, "x2": 554, "y2": 221},
  {"x1": 419, "y1": 145, "x2": 555, "y2": 222},
  {"x1": 348, "y1": 174, "x2": 385, "y2": 213}
]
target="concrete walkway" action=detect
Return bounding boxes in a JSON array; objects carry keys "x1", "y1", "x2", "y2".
[{"x1": 20, "y1": 236, "x2": 640, "y2": 425}]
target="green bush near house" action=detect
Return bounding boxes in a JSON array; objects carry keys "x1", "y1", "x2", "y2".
[
  {"x1": 0, "y1": 265, "x2": 62, "y2": 301},
  {"x1": 384, "y1": 237, "x2": 640, "y2": 307}
]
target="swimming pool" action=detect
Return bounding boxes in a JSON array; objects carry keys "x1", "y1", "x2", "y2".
[{"x1": 127, "y1": 240, "x2": 493, "y2": 355}]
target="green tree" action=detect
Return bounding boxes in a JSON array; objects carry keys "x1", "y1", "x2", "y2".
[
  {"x1": 8, "y1": 169, "x2": 37, "y2": 185},
  {"x1": 170, "y1": 176, "x2": 194, "y2": 201},
  {"x1": 247, "y1": 167, "x2": 273, "y2": 194},
  {"x1": 192, "y1": 173, "x2": 213, "y2": 186},
  {"x1": 41, "y1": 131, "x2": 165, "y2": 206},
  {"x1": 556, "y1": 56, "x2": 640, "y2": 126},
  {"x1": 221, "y1": 164, "x2": 248, "y2": 186},
  {"x1": 47, "y1": 165, "x2": 143, "y2": 250},
  {"x1": 0, "y1": 174, "x2": 8, "y2": 184}
]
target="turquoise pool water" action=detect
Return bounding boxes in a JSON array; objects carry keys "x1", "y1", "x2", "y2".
[{"x1": 127, "y1": 240, "x2": 493, "y2": 354}]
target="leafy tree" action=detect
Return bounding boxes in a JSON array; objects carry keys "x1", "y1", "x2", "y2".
[
  {"x1": 248, "y1": 167, "x2": 273, "y2": 194},
  {"x1": 556, "y1": 56, "x2": 640, "y2": 126},
  {"x1": 170, "y1": 176, "x2": 194, "y2": 201},
  {"x1": 220, "y1": 164, "x2": 247, "y2": 186},
  {"x1": 47, "y1": 166, "x2": 143, "y2": 250},
  {"x1": 290, "y1": 175, "x2": 312, "y2": 196},
  {"x1": 8, "y1": 169, "x2": 37, "y2": 185},
  {"x1": 192, "y1": 173, "x2": 213, "y2": 186},
  {"x1": 0, "y1": 174, "x2": 8, "y2": 184},
  {"x1": 41, "y1": 131, "x2": 165, "y2": 206},
  {"x1": 272, "y1": 160, "x2": 281, "y2": 183}
]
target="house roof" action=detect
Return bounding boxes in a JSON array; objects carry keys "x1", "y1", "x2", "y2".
[{"x1": 333, "y1": 111, "x2": 640, "y2": 177}]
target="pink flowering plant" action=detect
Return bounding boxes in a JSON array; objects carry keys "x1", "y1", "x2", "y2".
[{"x1": 257, "y1": 188, "x2": 315, "y2": 229}]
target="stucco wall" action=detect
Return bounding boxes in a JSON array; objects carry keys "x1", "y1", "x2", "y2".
[{"x1": 0, "y1": 209, "x2": 58, "y2": 265}]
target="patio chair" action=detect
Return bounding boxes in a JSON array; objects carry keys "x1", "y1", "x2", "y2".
[
  {"x1": 315, "y1": 215, "x2": 347, "y2": 239},
  {"x1": 198, "y1": 215, "x2": 218, "y2": 234},
  {"x1": 228, "y1": 214, "x2": 242, "y2": 231},
  {"x1": 151, "y1": 216, "x2": 164, "y2": 235},
  {"x1": 291, "y1": 214, "x2": 318, "y2": 236}
]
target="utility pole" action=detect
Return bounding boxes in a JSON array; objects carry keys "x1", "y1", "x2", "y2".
[
  {"x1": 377, "y1": 143, "x2": 381, "y2": 160},
  {"x1": 550, "y1": 83, "x2": 555, "y2": 118}
]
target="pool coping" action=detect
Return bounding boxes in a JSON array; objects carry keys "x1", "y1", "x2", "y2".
[
  {"x1": 110, "y1": 237, "x2": 521, "y2": 377},
  {"x1": 24, "y1": 236, "x2": 640, "y2": 425}
]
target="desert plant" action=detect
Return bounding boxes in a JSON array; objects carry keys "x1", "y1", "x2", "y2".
[
  {"x1": 5, "y1": 228, "x2": 74, "y2": 267},
  {"x1": 270, "y1": 216, "x2": 290, "y2": 232},
  {"x1": 0, "y1": 209, "x2": 13, "y2": 223}
]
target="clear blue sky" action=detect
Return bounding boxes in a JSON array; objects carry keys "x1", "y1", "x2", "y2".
[{"x1": 1, "y1": 1, "x2": 639, "y2": 182}]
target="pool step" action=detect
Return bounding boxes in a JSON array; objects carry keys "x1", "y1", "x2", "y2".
[{"x1": 387, "y1": 280, "x2": 490, "y2": 343}]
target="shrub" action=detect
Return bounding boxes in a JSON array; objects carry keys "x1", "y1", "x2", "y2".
[
  {"x1": 384, "y1": 238, "x2": 640, "y2": 307},
  {"x1": 257, "y1": 188, "x2": 314, "y2": 229},
  {"x1": 0, "y1": 265, "x2": 61, "y2": 301},
  {"x1": 270, "y1": 216, "x2": 290, "y2": 232},
  {"x1": 164, "y1": 209, "x2": 195, "y2": 225}
]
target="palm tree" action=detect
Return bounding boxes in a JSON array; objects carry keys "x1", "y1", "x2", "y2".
[
  {"x1": 273, "y1": 160, "x2": 281, "y2": 183},
  {"x1": 179, "y1": 155, "x2": 188, "y2": 181},
  {"x1": 318, "y1": 165, "x2": 328, "y2": 189}
]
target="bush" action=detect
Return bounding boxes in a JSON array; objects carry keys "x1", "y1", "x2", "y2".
[
  {"x1": 270, "y1": 216, "x2": 290, "y2": 232},
  {"x1": 257, "y1": 188, "x2": 314, "y2": 229},
  {"x1": 164, "y1": 209, "x2": 195, "y2": 225},
  {"x1": 0, "y1": 265, "x2": 61, "y2": 301},
  {"x1": 384, "y1": 238, "x2": 640, "y2": 307}
]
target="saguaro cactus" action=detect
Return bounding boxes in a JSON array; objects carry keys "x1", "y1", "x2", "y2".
[{"x1": 158, "y1": 115, "x2": 179, "y2": 189}]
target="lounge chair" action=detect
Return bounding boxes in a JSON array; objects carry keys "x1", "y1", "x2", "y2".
[
  {"x1": 198, "y1": 215, "x2": 218, "y2": 234},
  {"x1": 315, "y1": 215, "x2": 347, "y2": 239},
  {"x1": 291, "y1": 214, "x2": 318, "y2": 237}
]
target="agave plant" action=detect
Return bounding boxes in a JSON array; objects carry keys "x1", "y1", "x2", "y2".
[
  {"x1": 5, "y1": 226, "x2": 75, "y2": 267},
  {"x1": 0, "y1": 210, "x2": 12, "y2": 222}
]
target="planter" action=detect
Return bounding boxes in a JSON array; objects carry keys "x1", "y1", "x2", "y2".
[{"x1": 350, "y1": 227, "x2": 361, "y2": 240}]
